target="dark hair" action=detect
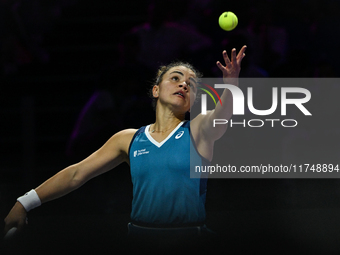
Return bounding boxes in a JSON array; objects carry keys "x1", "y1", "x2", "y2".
[{"x1": 149, "y1": 61, "x2": 203, "y2": 109}]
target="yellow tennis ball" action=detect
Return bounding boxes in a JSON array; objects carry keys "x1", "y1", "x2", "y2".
[{"x1": 219, "y1": 11, "x2": 238, "y2": 31}]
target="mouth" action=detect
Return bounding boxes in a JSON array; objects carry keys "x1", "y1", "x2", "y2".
[{"x1": 174, "y1": 91, "x2": 185, "y2": 99}]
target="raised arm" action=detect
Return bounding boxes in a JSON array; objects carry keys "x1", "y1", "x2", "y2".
[
  {"x1": 191, "y1": 46, "x2": 246, "y2": 160},
  {"x1": 4, "y1": 129, "x2": 136, "y2": 235}
]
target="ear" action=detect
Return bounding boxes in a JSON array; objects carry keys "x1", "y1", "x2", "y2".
[{"x1": 152, "y1": 85, "x2": 159, "y2": 98}]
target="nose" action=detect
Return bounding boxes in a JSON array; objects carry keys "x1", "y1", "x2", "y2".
[{"x1": 179, "y1": 81, "x2": 188, "y2": 90}]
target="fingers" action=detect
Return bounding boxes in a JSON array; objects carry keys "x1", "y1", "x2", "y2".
[
  {"x1": 4, "y1": 216, "x2": 13, "y2": 234},
  {"x1": 4, "y1": 227, "x2": 18, "y2": 241},
  {"x1": 222, "y1": 46, "x2": 247, "y2": 65},
  {"x1": 231, "y1": 48, "x2": 237, "y2": 63},
  {"x1": 217, "y1": 46, "x2": 247, "y2": 71},
  {"x1": 4, "y1": 207, "x2": 28, "y2": 236},
  {"x1": 222, "y1": 50, "x2": 232, "y2": 68},
  {"x1": 237, "y1": 45, "x2": 247, "y2": 59},
  {"x1": 237, "y1": 45, "x2": 247, "y2": 64},
  {"x1": 216, "y1": 61, "x2": 226, "y2": 72},
  {"x1": 4, "y1": 220, "x2": 23, "y2": 235}
]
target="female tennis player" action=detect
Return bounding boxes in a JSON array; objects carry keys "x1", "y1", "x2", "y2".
[{"x1": 4, "y1": 46, "x2": 246, "y2": 252}]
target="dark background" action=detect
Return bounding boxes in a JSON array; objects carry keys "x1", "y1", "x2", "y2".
[{"x1": 1, "y1": 0, "x2": 340, "y2": 254}]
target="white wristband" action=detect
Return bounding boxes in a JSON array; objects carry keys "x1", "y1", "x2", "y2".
[{"x1": 17, "y1": 189, "x2": 41, "y2": 212}]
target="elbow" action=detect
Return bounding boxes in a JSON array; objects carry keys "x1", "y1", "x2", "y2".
[
  {"x1": 68, "y1": 164, "x2": 87, "y2": 190},
  {"x1": 208, "y1": 114, "x2": 229, "y2": 140}
]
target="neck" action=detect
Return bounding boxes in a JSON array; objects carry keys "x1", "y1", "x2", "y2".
[{"x1": 152, "y1": 107, "x2": 185, "y2": 133}]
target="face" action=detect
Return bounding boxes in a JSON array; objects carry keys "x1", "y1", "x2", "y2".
[{"x1": 153, "y1": 66, "x2": 198, "y2": 112}]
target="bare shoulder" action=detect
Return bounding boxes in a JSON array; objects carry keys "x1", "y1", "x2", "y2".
[
  {"x1": 71, "y1": 128, "x2": 138, "y2": 182},
  {"x1": 105, "y1": 128, "x2": 138, "y2": 155},
  {"x1": 116, "y1": 128, "x2": 138, "y2": 138},
  {"x1": 119, "y1": 128, "x2": 138, "y2": 147},
  {"x1": 82, "y1": 128, "x2": 138, "y2": 172}
]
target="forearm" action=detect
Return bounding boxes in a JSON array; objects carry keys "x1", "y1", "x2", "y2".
[
  {"x1": 4, "y1": 165, "x2": 82, "y2": 231},
  {"x1": 212, "y1": 45, "x2": 245, "y2": 121},
  {"x1": 214, "y1": 86, "x2": 234, "y2": 120},
  {"x1": 34, "y1": 164, "x2": 84, "y2": 204},
  {"x1": 5, "y1": 129, "x2": 135, "y2": 234},
  {"x1": 201, "y1": 80, "x2": 238, "y2": 141},
  {"x1": 16, "y1": 129, "x2": 134, "y2": 210}
]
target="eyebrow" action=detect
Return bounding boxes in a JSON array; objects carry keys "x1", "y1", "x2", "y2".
[
  {"x1": 170, "y1": 71, "x2": 198, "y2": 86},
  {"x1": 170, "y1": 71, "x2": 184, "y2": 76}
]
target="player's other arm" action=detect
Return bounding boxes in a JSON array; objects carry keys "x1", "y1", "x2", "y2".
[
  {"x1": 35, "y1": 128, "x2": 136, "y2": 203},
  {"x1": 193, "y1": 46, "x2": 246, "y2": 142},
  {"x1": 191, "y1": 47, "x2": 246, "y2": 161},
  {"x1": 4, "y1": 129, "x2": 136, "y2": 234}
]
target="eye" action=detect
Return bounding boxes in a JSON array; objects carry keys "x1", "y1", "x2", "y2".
[{"x1": 171, "y1": 76, "x2": 179, "y2": 81}]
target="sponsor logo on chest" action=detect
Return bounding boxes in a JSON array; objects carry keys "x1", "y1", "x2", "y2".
[
  {"x1": 133, "y1": 148, "x2": 150, "y2": 157},
  {"x1": 175, "y1": 131, "x2": 184, "y2": 139}
]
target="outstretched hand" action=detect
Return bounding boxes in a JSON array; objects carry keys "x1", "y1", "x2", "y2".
[
  {"x1": 4, "y1": 202, "x2": 27, "y2": 239},
  {"x1": 216, "y1": 45, "x2": 247, "y2": 83}
]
